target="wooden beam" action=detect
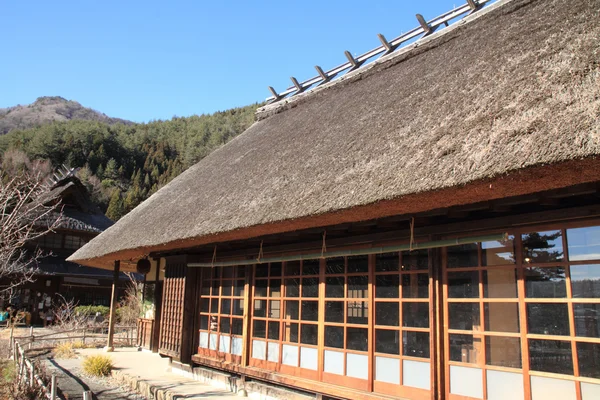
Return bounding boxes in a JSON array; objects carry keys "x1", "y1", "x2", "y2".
[
  {"x1": 377, "y1": 33, "x2": 393, "y2": 54},
  {"x1": 268, "y1": 86, "x2": 281, "y2": 102},
  {"x1": 344, "y1": 51, "x2": 362, "y2": 71},
  {"x1": 416, "y1": 14, "x2": 432, "y2": 34},
  {"x1": 290, "y1": 77, "x2": 304, "y2": 94},
  {"x1": 105, "y1": 260, "x2": 120, "y2": 352},
  {"x1": 467, "y1": 0, "x2": 480, "y2": 11}
]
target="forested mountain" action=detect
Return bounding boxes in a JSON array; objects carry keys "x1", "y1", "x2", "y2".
[
  {"x1": 0, "y1": 96, "x2": 133, "y2": 135},
  {"x1": 0, "y1": 102, "x2": 259, "y2": 221}
]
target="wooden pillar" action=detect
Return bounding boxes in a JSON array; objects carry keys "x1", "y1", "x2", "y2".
[
  {"x1": 105, "y1": 260, "x2": 120, "y2": 352},
  {"x1": 152, "y1": 258, "x2": 163, "y2": 353}
]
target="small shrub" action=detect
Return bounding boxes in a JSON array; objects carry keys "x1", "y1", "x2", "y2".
[
  {"x1": 82, "y1": 355, "x2": 113, "y2": 377},
  {"x1": 53, "y1": 342, "x2": 76, "y2": 359},
  {"x1": 72, "y1": 341, "x2": 89, "y2": 349}
]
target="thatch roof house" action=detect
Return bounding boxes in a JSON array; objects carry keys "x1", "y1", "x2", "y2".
[{"x1": 69, "y1": 0, "x2": 600, "y2": 399}]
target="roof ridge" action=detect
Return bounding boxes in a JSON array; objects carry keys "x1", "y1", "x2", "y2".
[{"x1": 256, "y1": 0, "x2": 514, "y2": 121}]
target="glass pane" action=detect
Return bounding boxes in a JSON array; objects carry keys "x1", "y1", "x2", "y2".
[
  {"x1": 268, "y1": 321, "x2": 280, "y2": 340},
  {"x1": 285, "y1": 322, "x2": 299, "y2": 343},
  {"x1": 302, "y1": 259, "x2": 320, "y2": 275},
  {"x1": 402, "y1": 249, "x2": 429, "y2": 271},
  {"x1": 285, "y1": 278, "x2": 300, "y2": 297},
  {"x1": 577, "y1": 342, "x2": 600, "y2": 378},
  {"x1": 235, "y1": 266, "x2": 246, "y2": 278},
  {"x1": 325, "y1": 301, "x2": 344, "y2": 323},
  {"x1": 347, "y1": 327, "x2": 368, "y2": 351},
  {"x1": 269, "y1": 300, "x2": 281, "y2": 318},
  {"x1": 201, "y1": 280, "x2": 210, "y2": 295},
  {"x1": 403, "y1": 331, "x2": 430, "y2": 358},
  {"x1": 269, "y1": 279, "x2": 281, "y2": 297},
  {"x1": 402, "y1": 273, "x2": 428, "y2": 298},
  {"x1": 211, "y1": 280, "x2": 220, "y2": 295},
  {"x1": 221, "y1": 280, "x2": 232, "y2": 296},
  {"x1": 233, "y1": 280, "x2": 245, "y2": 297},
  {"x1": 403, "y1": 302, "x2": 429, "y2": 328},
  {"x1": 221, "y1": 299, "x2": 231, "y2": 315},
  {"x1": 285, "y1": 301, "x2": 299, "y2": 320},
  {"x1": 255, "y1": 265, "x2": 268, "y2": 278},
  {"x1": 348, "y1": 276, "x2": 368, "y2": 298},
  {"x1": 449, "y1": 303, "x2": 480, "y2": 331},
  {"x1": 233, "y1": 299, "x2": 243, "y2": 316},
  {"x1": 449, "y1": 334, "x2": 482, "y2": 363},
  {"x1": 447, "y1": 244, "x2": 479, "y2": 268},
  {"x1": 522, "y1": 230, "x2": 564, "y2": 263},
  {"x1": 300, "y1": 324, "x2": 318, "y2": 345},
  {"x1": 200, "y1": 315, "x2": 208, "y2": 330},
  {"x1": 483, "y1": 269, "x2": 517, "y2": 298},
  {"x1": 253, "y1": 320, "x2": 266, "y2": 338},
  {"x1": 485, "y1": 336, "x2": 521, "y2": 368},
  {"x1": 270, "y1": 262, "x2": 282, "y2": 277},
  {"x1": 209, "y1": 316, "x2": 218, "y2": 331},
  {"x1": 211, "y1": 298, "x2": 219, "y2": 313},
  {"x1": 567, "y1": 226, "x2": 600, "y2": 261},
  {"x1": 301, "y1": 301, "x2": 318, "y2": 321},
  {"x1": 484, "y1": 303, "x2": 520, "y2": 333},
  {"x1": 481, "y1": 237, "x2": 515, "y2": 266},
  {"x1": 375, "y1": 329, "x2": 400, "y2": 355},
  {"x1": 200, "y1": 299, "x2": 210, "y2": 313},
  {"x1": 527, "y1": 303, "x2": 570, "y2": 336},
  {"x1": 302, "y1": 278, "x2": 319, "y2": 298},
  {"x1": 231, "y1": 318, "x2": 243, "y2": 335},
  {"x1": 253, "y1": 299, "x2": 266, "y2": 317},
  {"x1": 448, "y1": 271, "x2": 479, "y2": 298},
  {"x1": 376, "y1": 302, "x2": 399, "y2": 326},
  {"x1": 222, "y1": 266, "x2": 234, "y2": 279},
  {"x1": 570, "y1": 264, "x2": 600, "y2": 298},
  {"x1": 573, "y1": 303, "x2": 600, "y2": 338},
  {"x1": 285, "y1": 261, "x2": 300, "y2": 276},
  {"x1": 525, "y1": 267, "x2": 567, "y2": 298},
  {"x1": 325, "y1": 277, "x2": 345, "y2": 298},
  {"x1": 376, "y1": 253, "x2": 399, "y2": 272},
  {"x1": 347, "y1": 301, "x2": 369, "y2": 324},
  {"x1": 255, "y1": 279, "x2": 268, "y2": 297},
  {"x1": 528, "y1": 339, "x2": 573, "y2": 375},
  {"x1": 212, "y1": 267, "x2": 221, "y2": 279},
  {"x1": 348, "y1": 255, "x2": 368, "y2": 273},
  {"x1": 220, "y1": 317, "x2": 230, "y2": 335},
  {"x1": 325, "y1": 326, "x2": 344, "y2": 348},
  {"x1": 326, "y1": 257, "x2": 345, "y2": 274},
  {"x1": 376, "y1": 274, "x2": 399, "y2": 298}
]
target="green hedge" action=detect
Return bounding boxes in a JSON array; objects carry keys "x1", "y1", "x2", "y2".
[{"x1": 74, "y1": 305, "x2": 110, "y2": 317}]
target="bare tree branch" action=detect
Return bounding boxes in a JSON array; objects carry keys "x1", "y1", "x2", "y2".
[{"x1": 0, "y1": 169, "x2": 61, "y2": 298}]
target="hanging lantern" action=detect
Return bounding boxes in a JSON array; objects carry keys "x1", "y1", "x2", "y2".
[{"x1": 136, "y1": 258, "x2": 151, "y2": 275}]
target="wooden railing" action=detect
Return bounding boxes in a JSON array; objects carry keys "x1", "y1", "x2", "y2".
[{"x1": 13, "y1": 341, "x2": 58, "y2": 400}]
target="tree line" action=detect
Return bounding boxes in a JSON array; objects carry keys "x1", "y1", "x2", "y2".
[{"x1": 0, "y1": 103, "x2": 258, "y2": 221}]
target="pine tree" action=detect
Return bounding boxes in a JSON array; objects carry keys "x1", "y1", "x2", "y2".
[{"x1": 106, "y1": 190, "x2": 124, "y2": 221}]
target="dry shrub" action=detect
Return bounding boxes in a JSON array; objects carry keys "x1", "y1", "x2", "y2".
[
  {"x1": 82, "y1": 355, "x2": 113, "y2": 377},
  {"x1": 53, "y1": 342, "x2": 76, "y2": 359},
  {"x1": 72, "y1": 341, "x2": 90, "y2": 349}
]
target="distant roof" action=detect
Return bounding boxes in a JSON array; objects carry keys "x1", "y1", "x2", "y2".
[
  {"x1": 40, "y1": 176, "x2": 113, "y2": 233},
  {"x1": 70, "y1": 0, "x2": 600, "y2": 269}
]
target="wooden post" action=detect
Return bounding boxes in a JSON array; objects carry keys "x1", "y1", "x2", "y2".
[
  {"x1": 105, "y1": 260, "x2": 120, "y2": 352},
  {"x1": 83, "y1": 390, "x2": 92, "y2": 400},
  {"x1": 50, "y1": 375, "x2": 57, "y2": 400},
  {"x1": 83, "y1": 328, "x2": 86, "y2": 345},
  {"x1": 29, "y1": 360, "x2": 34, "y2": 387},
  {"x1": 28, "y1": 326, "x2": 33, "y2": 350}
]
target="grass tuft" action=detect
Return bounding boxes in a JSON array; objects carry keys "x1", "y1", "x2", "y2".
[
  {"x1": 53, "y1": 342, "x2": 77, "y2": 359},
  {"x1": 82, "y1": 355, "x2": 113, "y2": 377}
]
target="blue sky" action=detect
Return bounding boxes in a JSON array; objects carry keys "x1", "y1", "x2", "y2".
[{"x1": 1, "y1": 1, "x2": 490, "y2": 122}]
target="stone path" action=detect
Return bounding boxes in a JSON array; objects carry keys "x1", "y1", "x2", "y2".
[{"x1": 67, "y1": 348, "x2": 239, "y2": 400}]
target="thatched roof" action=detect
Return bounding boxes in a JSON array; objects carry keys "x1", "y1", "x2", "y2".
[
  {"x1": 69, "y1": 0, "x2": 600, "y2": 269},
  {"x1": 40, "y1": 176, "x2": 113, "y2": 233}
]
